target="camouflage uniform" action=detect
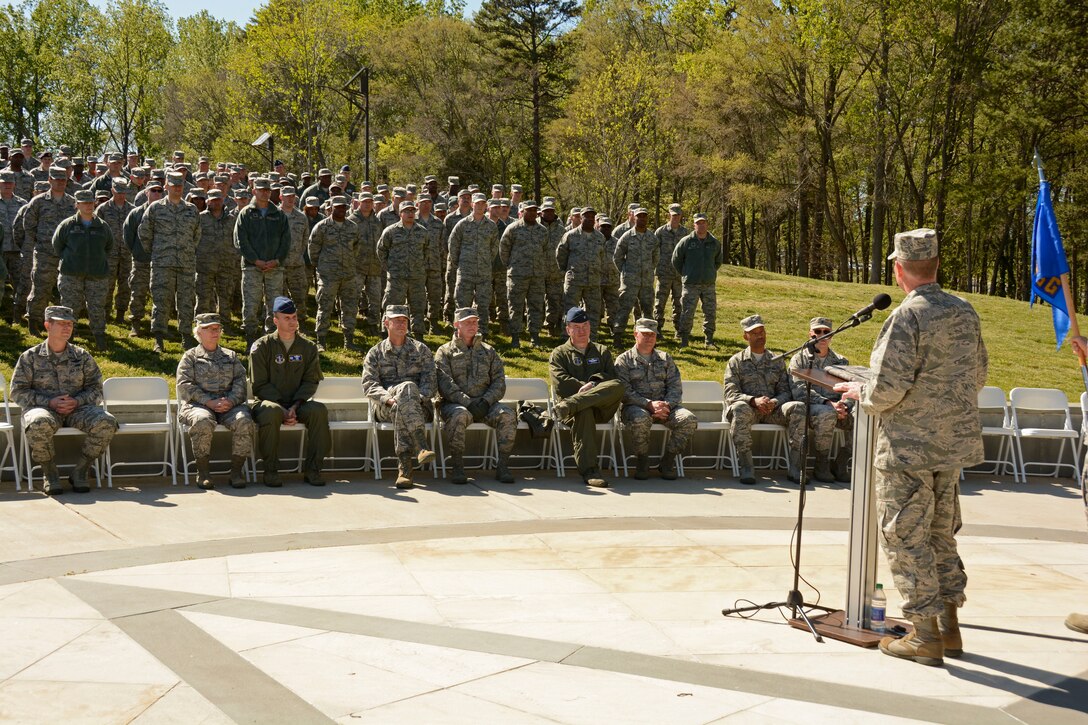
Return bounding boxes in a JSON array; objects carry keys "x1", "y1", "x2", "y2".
[
  {"x1": 308, "y1": 216, "x2": 360, "y2": 337},
  {"x1": 196, "y1": 208, "x2": 236, "y2": 318},
  {"x1": 138, "y1": 198, "x2": 201, "y2": 335},
  {"x1": 654, "y1": 221, "x2": 688, "y2": 333},
  {"x1": 600, "y1": 231, "x2": 620, "y2": 332},
  {"x1": 442, "y1": 207, "x2": 469, "y2": 317},
  {"x1": 499, "y1": 218, "x2": 547, "y2": 338},
  {"x1": 723, "y1": 349, "x2": 803, "y2": 456},
  {"x1": 361, "y1": 336, "x2": 436, "y2": 455},
  {"x1": 0, "y1": 193, "x2": 27, "y2": 314},
  {"x1": 282, "y1": 207, "x2": 311, "y2": 325},
  {"x1": 377, "y1": 220, "x2": 429, "y2": 336},
  {"x1": 612, "y1": 228, "x2": 658, "y2": 337},
  {"x1": 95, "y1": 197, "x2": 134, "y2": 321},
  {"x1": 556, "y1": 227, "x2": 605, "y2": 337},
  {"x1": 435, "y1": 333, "x2": 515, "y2": 457},
  {"x1": 490, "y1": 218, "x2": 509, "y2": 326},
  {"x1": 447, "y1": 216, "x2": 499, "y2": 330},
  {"x1": 123, "y1": 205, "x2": 152, "y2": 325},
  {"x1": 788, "y1": 346, "x2": 852, "y2": 456},
  {"x1": 52, "y1": 213, "x2": 113, "y2": 338},
  {"x1": 10, "y1": 341, "x2": 117, "y2": 464},
  {"x1": 672, "y1": 230, "x2": 722, "y2": 340},
  {"x1": 10, "y1": 168, "x2": 34, "y2": 203},
  {"x1": 353, "y1": 211, "x2": 384, "y2": 329},
  {"x1": 176, "y1": 343, "x2": 255, "y2": 458},
  {"x1": 25, "y1": 190, "x2": 76, "y2": 324},
  {"x1": 859, "y1": 281, "x2": 987, "y2": 619},
  {"x1": 418, "y1": 213, "x2": 446, "y2": 327},
  {"x1": 614, "y1": 346, "x2": 698, "y2": 456},
  {"x1": 12, "y1": 203, "x2": 32, "y2": 317}
]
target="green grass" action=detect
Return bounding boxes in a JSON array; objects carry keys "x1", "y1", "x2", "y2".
[{"x1": 2, "y1": 265, "x2": 1084, "y2": 400}]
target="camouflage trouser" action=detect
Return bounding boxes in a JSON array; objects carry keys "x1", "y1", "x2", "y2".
[
  {"x1": 507, "y1": 274, "x2": 544, "y2": 336},
  {"x1": 372, "y1": 382, "x2": 433, "y2": 456},
  {"x1": 22, "y1": 405, "x2": 118, "y2": 463},
  {"x1": 315, "y1": 273, "x2": 358, "y2": 335},
  {"x1": 425, "y1": 268, "x2": 444, "y2": 326},
  {"x1": 242, "y1": 265, "x2": 285, "y2": 337},
  {"x1": 726, "y1": 400, "x2": 804, "y2": 456},
  {"x1": 150, "y1": 265, "x2": 195, "y2": 334},
  {"x1": 195, "y1": 263, "x2": 234, "y2": 317},
  {"x1": 179, "y1": 403, "x2": 255, "y2": 459},
  {"x1": 57, "y1": 274, "x2": 110, "y2": 336},
  {"x1": 614, "y1": 278, "x2": 654, "y2": 335},
  {"x1": 3, "y1": 250, "x2": 20, "y2": 308},
  {"x1": 544, "y1": 274, "x2": 564, "y2": 333},
  {"x1": 490, "y1": 267, "x2": 508, "y2": 323},
  {"x1": 283, "y1": 265, "x2": 310, "y2": 323},
  {"x1": 128, "y1": 260, "x2": 151, "y2": 322},
  {"x1": 654, "y1": 274, "x2": 682, "y2": 333},
  {"x1": 28, "y1": 247, "x2": 59, "y2": 325},
  {"x1": 106, "y1": 247, "x2": 132, "y2": 319},
  {"x1": 454, "y1": 274, "x2": 493, "y2": 330},
  {"x1": 440, "y1": 401, "x2": 516, "y2": 457},
  {"x1": 679, "y1": 282, "x2": 717, "y2": 337},
  {"x1": 9, "y1": 250, "x2": 29, "y2": 318},
  {"x1": 601, "y1": 282, "x2": 619, "y2": 332},
  {"x1": 383, "y1": 275, "x2": 427, "y2": 337},
  {"x1": 562, "y1": 280, "x2": 602, "y2": 338},
  {"x1": 787, "y1": 402, "x2": 839, "y2": 454},
  {"x1": 357, "y1": 273, "x2": 383, "y2": 328},
  {"x1": 621, "y1": 404, "x2": 698, "y2": 456},
  {"x1": 876, "y1": 467, "x2": 966, "y2": 620}
]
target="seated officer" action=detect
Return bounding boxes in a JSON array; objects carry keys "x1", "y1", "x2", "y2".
[
  {"x1": 435, "y1": 307, "x2": 518, "y2": 485},
  {"x1": 10, "y1": 305, "x2": 118, "y2": 495},
  {"x1": 548, "y1": 306, "x2": 625, "y2": 488},
  {"x1": 361, "y1": 305, "x2": 436, "y2": 489},
  {"x1": 249, "y1": 296, "x2": 330, "y2": 487},
  {"x1": 614, "y1": 318, "x2": 698, "y2": 480},
  {"x1": 176, "y1": 312, "x2": 255, "y2": 490},
  {"x1": 723, "y1": 314, "x2": 802, "y2": 485},
  {"x1": 787, "y1": 316, "x2": 853, "y2": 483}
]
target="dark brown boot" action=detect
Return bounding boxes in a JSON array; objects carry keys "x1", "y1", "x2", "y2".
[
  {"x1": 196, "y1": 457, "x2": 213, "y2": 490},
  {"x1": 659, "y1": 450, "x2": 678, "y2": 480},
  {"x1": 229, "y1": 456, "x2": 247, "y2": 488}
]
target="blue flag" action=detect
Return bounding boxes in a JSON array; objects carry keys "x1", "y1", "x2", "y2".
[{"x1": 1031, "y1": 180, "x2": 1071, "y2": 350}]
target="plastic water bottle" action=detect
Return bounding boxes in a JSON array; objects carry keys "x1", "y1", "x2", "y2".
[{"x1": 870, "y1": 583, "x2": 887, "y2": 633}]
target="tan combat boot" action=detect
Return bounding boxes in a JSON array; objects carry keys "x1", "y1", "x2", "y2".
[
  {"x1": 880, "y1": 616, "x2": 944, "y2": 666},
  {"x1": 938, "y1": 602, "x2": 963, "y2": 658},
  {"x1": 396, "y1": 454, "x2": 415, "y2": 489},
  {"x1": 1066, "y1": 613, "x2": 1088, "y2": 634}
]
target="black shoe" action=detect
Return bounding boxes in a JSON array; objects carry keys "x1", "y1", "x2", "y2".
[
  {"x1": 304, "y1": 470, "x2": 326, "y2": 486},
  {"x1": 264, "y1": 471, "x2": 282, "y2": 487}
]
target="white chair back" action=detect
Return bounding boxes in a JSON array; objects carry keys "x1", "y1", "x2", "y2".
[
  {"x1": 315, "y1": 377, "x2": 368, "y2": 403},
  {"x1": 503, "y1": 377, "x2": 551, "y2": 405},
  {"x1": 103, "y1": 376, "x2": 170, "y2": 406},
  {"x1": 681, "y1": 380, "x2": 724, "y2": 403}
]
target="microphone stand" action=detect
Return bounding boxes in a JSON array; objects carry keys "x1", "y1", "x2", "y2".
[{"x1": 721, "y1": 312, "x2": 874, "y2": 642}]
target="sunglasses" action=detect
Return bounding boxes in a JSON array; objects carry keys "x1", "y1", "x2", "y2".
[{"x1": 811, "y1": 329, "x2": 831, "y2": 335}]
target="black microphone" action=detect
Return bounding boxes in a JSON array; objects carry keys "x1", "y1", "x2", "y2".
[{"x1": 850, "y1": 293, "x2": 892, "y2": 320}]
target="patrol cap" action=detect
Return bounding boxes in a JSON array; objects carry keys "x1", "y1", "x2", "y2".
[
  {"x1": 740, "y1": 314, "x2": 765, "y2": 332},
  {"x1": 376, "y1": 183, "x2": 389, "y2": 192},
  {"x1": 45, "y1": 305, "x2": 75, "y2": 322},
  {"x1": 454, "y1": 307, "x2": 479, "y2": 322},
  {"x1": 19, "y1": 138, "x2": 32, "y2": 146},
  {"x1": 59, "y1": 144, "x2": 72, "y2": 155},
  {"x1": 146, "y1": 183, "x2": 163, "y2": 192},
  {"x1": 384, "y1": 304, "x2": 410, "y2": 319},
  {"x1": 809, "y1": 317, "x2": 833, "y2": 331},
  {"x1": 434, "y1": 202, "x2": 447, "y2": 211},
  {"x1": 499, "y1": 198, "x2": 510, "y2": 207},
  {"x1": 206, "y1": 189, "x2": 224, "y2": 200},
  {"x1": 415, "y1": 195, "x2": 431, "y2": 206},
  {"x1": 471, "y1": 192, "x2": 487, "y2": 203},
  {"x1": 598, "y1": 216, "x2": 613, "y2": 227},
  {"x1": 581, "y1": 206, "x2": 596, "y2": 216},
  {"x1": 54, "y1": 157, "x2": 73, "y2": 169},
  {"x1": 252, "y1": 177, "x2": 271, "y2": 190},
  {"x1": 330, "y1": 195, "x2": 348, "y2": 206},
  {"x1": 47, "y1": 166, "x2": 66, "y2": 179},
  {"x1": 458, "y1": 188, "x2": 472, "y2": 197},
  {"x1": 187, "y1": 188, "x2": 207, "y2": 199},
  {"x1": 627, "y1": 203, "x2": 639, "y2": 211},
  {"x1": 392, "y1": 186, "x2": 406, "y2": 197},
  {"x1": 108, "y1": 152, "x2": 123, "y2": 162},
  {"x1": 279, "y1": 185, "x2": 296, "y2": 196},
  {"x1": 634, "y1": 207, "x2": 648, "y2": 216},
  {"x1": 357, "y1": 192, "x2": 373, "y2": 200},
  {"x1": 540, "y1": 200, "x2": 556, "y2": 210},
  {"x1": 111, "y1": 178, "x2": 129, "y2": 190},
  {"x1": 0, "y1": 170, "x2": 12, "y2": 182},
  {"x1": 166, "y1": 171, "x2": 185, "y2": 185},
  {"x1": 33, "y1": 181, "x2": 49, "y2": 192},
  {"x1": 213, "y1": 173, "x2": 229, "y2": 183},
  {"x1": 172, "y1": 150, "x2": 184, "y2": 158},
  {"x1": 198, "y1": 155, "x2": 209, "y2": 163},
  {"x1": 467, "y1": 184, "x2": 480, "y2": 191},
  {"x1": 668, "y1": 203, "x2": 682, "y2": 214},
  {"x1": 40, "y1": 150, "x2": 53, "y2": 158},
  {"x1": 334, "y1": 174, "x2": 347, "y2": 186},
  {"x1": 447, "y1": 175, "x2": 459, "y2": 184},
  {"x1": 151, "y1": 169, "x2": 167, "y2": 180},
  {"x1": 406, "y1": 184, "x2": 418, "y2": 194},
  {"x1": 10, "y1": 149, "x2": 23, "y2": 158},
  {"x1": 234, "y1": 187, "x2": 252, "y2": 198},
  {"x1": 72, "y1": 157, "x2": 84, "y2": 165},
  {"x1": 399, "y1": 199, "x2": 416, "y2": 211},
  {"x1": 888, "y1": 228, "x2": 938, "y2": 261},
  {"x1": 570, "y1": 207, "x2": 582, "y2": 215},
  {"x1": 487, "y1": 198, "x2": 501, "y2": 208},
  {"x1": 634, "y1": 318, "x2": 658, "y2": 334},
  {"x1": 95, "y1": 190, "x2": 111, "y2": 200},
  {"x1": 304, "y1": 197, "x2": 320, "y2": 208},
  {"x1": 360, "y1": 180, "x2": 371, "y2": 187},
  {"x1": 144, "y1": 157, "x2": 155, "y2": 165},
  {"x1": 195, "y1": 312, "x2": 222, "y2": 327},
  {"x1": 510, "y1": 184, "x2": 523, "y2": 193},
  {"x1": 317, "y1": 167, "x2": 332, "y2": 176},
  {"x1": 272, "y1": 296, "x2": 296, "y2": 314},
  {"x1": 693, "y1": 213, "x2": 708, "y2": 222},
  {"x1": 268, "y1": 171, "x2": 280, "y2": 181},
  {"x1": 74, "y1": 190, "x2": 93, "y2": 203},
  {"x1": 424, "y1": 175, "x2": 437, "y2": 183},
  {"x1": 565, "y1": 307, "x2": 589, "y2": 324},
  {"x1": 522, "y1": 199, "x2": 538, "y2": 209},
  {"x1": 492, "y1": 184, "x2": 503, "y2": 192},
  {"x1": 130, "y1": 167, "x2": 148, "y2": 178}
]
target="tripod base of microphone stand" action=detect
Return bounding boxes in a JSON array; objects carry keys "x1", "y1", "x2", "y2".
[{"x1": 722, "y1": 590, "x2": 839, "y2": 642}]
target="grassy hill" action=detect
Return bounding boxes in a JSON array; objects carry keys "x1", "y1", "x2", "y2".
[{"x1": 2, "y1": 265, "x2": 1084, "y2": 400}]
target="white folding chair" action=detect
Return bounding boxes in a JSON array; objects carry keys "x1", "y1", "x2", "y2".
[
  {"x1": 20, "y1": 420, "x2": 104, "y2": 491},
  {"x1": 963, "y1": 386, "x2": 1020, "y2": 482},
  {"x1": 680, "y1": 380, "x2": 733, "y2": 475},
  {"x1": 728, "y1": 421, "x2": 788, "y2": 471},
  {"x1": 615, "y1": 410, "x2": 684, "y2": 477},
  {"x1": 369, "y1": 400, "x2": 444, "y2": 480},
  {"x1": 175, "y1": 394, "x2": 257, "y2": 486},
  {"x1": 0, "y1": 372, "x2": 22, "y2": 490},
  {"x1": 1009, "y1": 387, "x2": 1081, "y2": 484},
  {"x1": 102, "y1": 377, "x2": 177, "y2": 487},
  {"x1": 551, "y1": 384, "x2": 623, "y2": 477},
  {"x1": 314, "y1": 377, "x2": 374, "y2": 472},
  {"x1": 500, "y1": 377, "x2": 562, "y2": 472},
  {"x1": 246, "y1": 380, "x2": 307, "y2": 475}
]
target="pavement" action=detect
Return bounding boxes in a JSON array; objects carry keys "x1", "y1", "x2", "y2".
[{"x1": 1, "y1": 466, "x2": 1087, "y2": 725}]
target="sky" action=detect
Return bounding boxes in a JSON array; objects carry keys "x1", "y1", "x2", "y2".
[{"x1": 90, "y1": 0, "x2": 484, "y2": 26}]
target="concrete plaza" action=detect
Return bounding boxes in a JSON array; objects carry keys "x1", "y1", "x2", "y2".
[{"x1": 0, "y1": 467, "x2": 1086, "y2": 724}]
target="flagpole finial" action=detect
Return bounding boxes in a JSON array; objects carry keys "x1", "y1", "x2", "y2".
[{"x1": 1034, "y1": 148, "x2": 1046, "y2": 184}]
